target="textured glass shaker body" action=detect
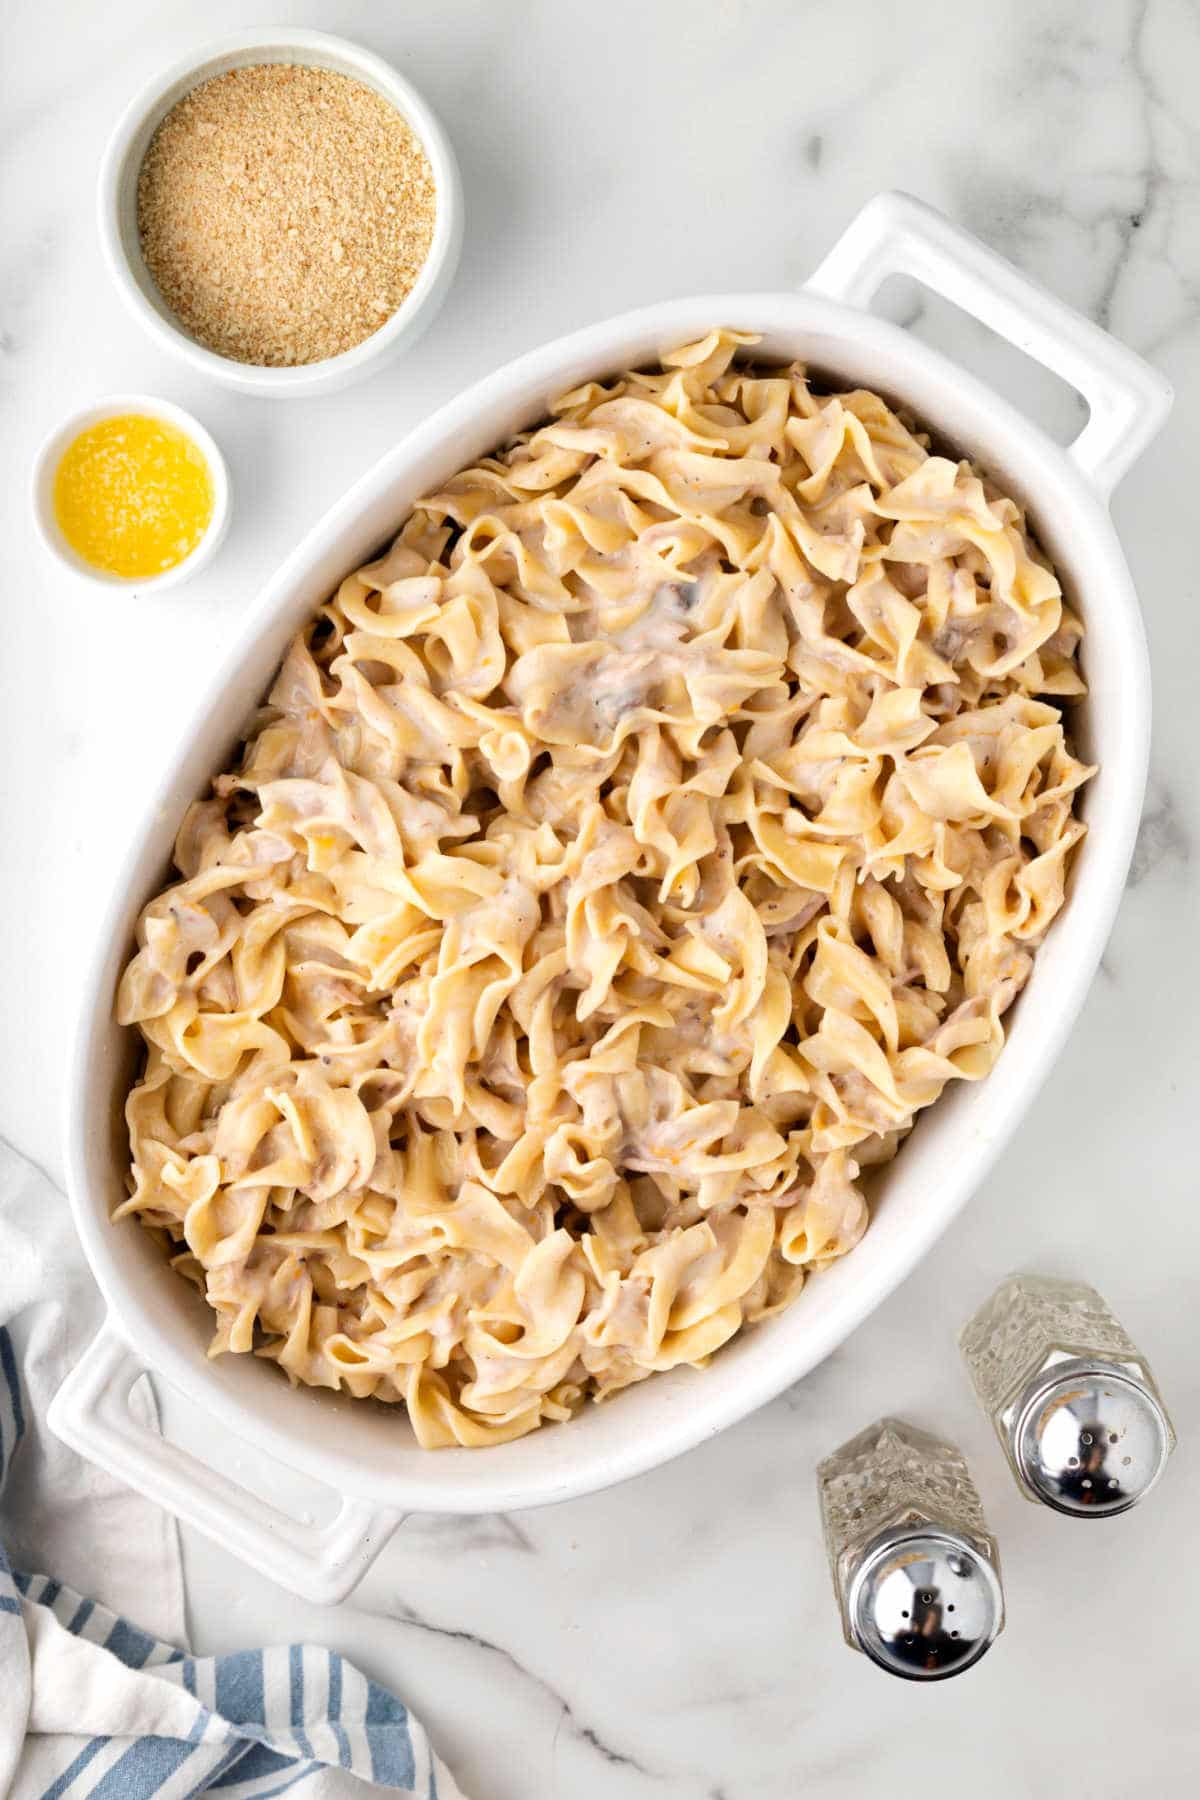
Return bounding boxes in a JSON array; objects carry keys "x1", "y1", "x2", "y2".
[
  {"x1": 817, "y1": 1417, "x2": 1004, "y2": 1680},
  {"x1": 959, "y1": 1274, "x2": 1175, "y2": 1517}
]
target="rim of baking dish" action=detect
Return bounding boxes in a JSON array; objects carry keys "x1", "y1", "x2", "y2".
[{"x1": 62, "y1": 290, "x2": 1153, "y2": 1513}]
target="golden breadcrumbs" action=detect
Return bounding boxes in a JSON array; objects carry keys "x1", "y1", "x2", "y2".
[{"x1": 137, "y1": 63, "x2": 437, "y2": 367}]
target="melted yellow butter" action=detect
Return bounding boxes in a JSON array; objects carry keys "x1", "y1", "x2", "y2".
[{"x1": 53, "y1": 414, "x2": 214, "y2": 579}]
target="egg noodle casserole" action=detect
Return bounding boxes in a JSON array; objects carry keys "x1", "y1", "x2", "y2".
[{"x1": 117, "y1": 332, "x2": 1094, "y2": 1448}]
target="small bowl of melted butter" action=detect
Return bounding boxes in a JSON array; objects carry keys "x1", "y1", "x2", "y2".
[{"x1": 32, "y1": 394, "x2": 230, "y2": 590}]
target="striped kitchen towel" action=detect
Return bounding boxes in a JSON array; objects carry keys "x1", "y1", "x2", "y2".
[
  {"x1": 0, "y1": 1326, "x2": 467, "y2": 1799},
  {"x1": 0, "y1": 1131, "x2": 468, "y2": 1798}
]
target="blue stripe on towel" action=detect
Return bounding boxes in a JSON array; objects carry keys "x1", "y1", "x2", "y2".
[
  {"x1": 39, "y1": 1737, "x2": 111, "y2": 1799},
  {"x1": 104, "y1": 1616, "x2": 157, "y2": 1670},
  {"x1": 215, "y1": 1648, "x2": 265, "y2": 1725},
  {"x1": 210, "y1": 1744, "x2": 296, "y2": 1787},
  {"x1": 194, "y1": 1736, "x2": 257, "y2": 1789},
  {"x1": 366, "y1": 1678, "x2": 416, "y2": 1788},
  {"x1": 0, "y1": 1328, "x2": 25, "y2": 1444},
  {"x1": 68, "y1": 1596, "x2": 95, "y2": 1635},
  {"x1": 288, "y1": 1644, "x2": 315, "y2": 1761},
  {"x1": 87, "y1": 1734, "x2": 199, "y2": 1799},
  {"x1": 327, "y1": 1652, "x2": 352, "y2": 1767},
  {"x1": 223, "y1": 1763, "x2": 320, "y2": 1800}
]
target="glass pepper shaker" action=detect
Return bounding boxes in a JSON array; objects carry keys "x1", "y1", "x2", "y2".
[
  {"x1": 959, "y1": 1273, "x2": 1175, "y2": 1518},
  {"x1": 817, "y1": 1417, "x2": 1004, "y2": 1680}
]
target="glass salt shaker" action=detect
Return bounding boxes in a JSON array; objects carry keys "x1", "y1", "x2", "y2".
[
  {"x1": 959, "y1": 1273, "x2": 1175, "y2": 1518},
  {"x1": 817, "y1": 1417, "x2": 1004, "y2": 1680}
]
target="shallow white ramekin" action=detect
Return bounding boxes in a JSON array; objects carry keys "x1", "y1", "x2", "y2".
[
  {"x1": 97, "y1": 28, "x2": 464, "y2": 398},
  {"x1": 50, "y1": 195, "x2": 1171, "y2": 1604},
  {"x1": 30, "y1": 393, "x2": 231, "y2": 591}
]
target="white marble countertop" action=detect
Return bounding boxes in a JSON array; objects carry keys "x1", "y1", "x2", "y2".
[{"x1": 5, "y1": 1, "x2": 1199, "y2": 1793}]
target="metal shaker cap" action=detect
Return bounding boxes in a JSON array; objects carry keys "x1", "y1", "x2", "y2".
[
  {"x1": 1013, "y1": 1359, "x2": 1173, "y2": 1518},
  {"x1": 847, "y1": 1528, "x2": 1004, "y2": 1680}
]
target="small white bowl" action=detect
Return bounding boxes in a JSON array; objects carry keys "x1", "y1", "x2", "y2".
[
  {"x1": 98, "y1": 28, "x2": 464, "y2": 399},
  {"x1": 31, "y1": 394, "x2": 231, "y2": 592}
]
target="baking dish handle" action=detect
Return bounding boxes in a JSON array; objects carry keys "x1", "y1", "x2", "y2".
[
  {"x1": 48, "y1": 1324, "x2": 405, "y2": 1606},
  {"x1": 805, "y1": 190, "x2": 1172, "y2": 499}
]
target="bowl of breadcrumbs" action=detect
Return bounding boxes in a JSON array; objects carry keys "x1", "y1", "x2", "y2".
[{"x1": 99, "y1": 29, "x2": 463, "y2": 396}]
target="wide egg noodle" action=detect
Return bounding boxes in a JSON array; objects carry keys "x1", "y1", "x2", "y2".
[{"x1": 117, "y1": 332, "x2": 1095, "y2": 1448}]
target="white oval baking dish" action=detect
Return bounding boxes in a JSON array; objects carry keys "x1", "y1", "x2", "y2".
[{"x1": 49, "y1": 194, "x2": 1170, "y2": 1604}]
